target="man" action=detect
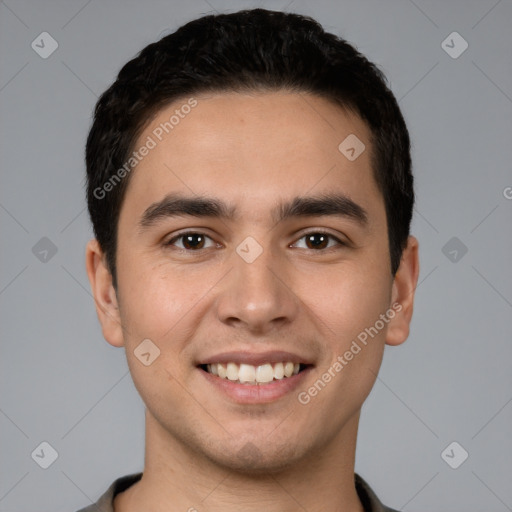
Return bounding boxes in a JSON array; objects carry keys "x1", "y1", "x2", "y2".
[{"x1": 80, "y1": 8, "x2": 419, "y2": 512}]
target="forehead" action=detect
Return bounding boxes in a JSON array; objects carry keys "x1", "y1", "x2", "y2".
[{"x1": 121, "y1": 91, "x2": 383, "y2": 226}]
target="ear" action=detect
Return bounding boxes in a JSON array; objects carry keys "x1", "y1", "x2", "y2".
[
  {"x1": 85, "y1": 239, "x2": 125, "y2": 347},
  {"x1": 386, "y1": 235, "x2": 420, "y2": 346}
]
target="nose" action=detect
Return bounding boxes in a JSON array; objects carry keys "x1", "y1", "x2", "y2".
[{"x1": 215, "y1": 244, "x2": 299, "y2": 335}]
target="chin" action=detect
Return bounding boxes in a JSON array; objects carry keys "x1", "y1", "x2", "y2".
[{"x1": 204, "y1": 438, "x2": 308, "y2": 475}]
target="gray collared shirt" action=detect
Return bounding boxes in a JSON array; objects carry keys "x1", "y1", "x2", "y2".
[{"x1": 75, "y1": 472, "x2": 399, "y2": 512}]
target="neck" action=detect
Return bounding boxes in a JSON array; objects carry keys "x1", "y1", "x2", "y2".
[{"x1": 114, "y1": 410, "x2": 365, "y2": 512}]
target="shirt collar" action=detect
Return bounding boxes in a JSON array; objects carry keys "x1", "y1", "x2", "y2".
[{"x1": 76, "y1": 471, "x2": 398, "y2": 512}]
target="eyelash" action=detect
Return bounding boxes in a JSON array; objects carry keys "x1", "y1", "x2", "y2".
[{"x1": 165, "y1": 230, "x2": 347, "y2": 252}]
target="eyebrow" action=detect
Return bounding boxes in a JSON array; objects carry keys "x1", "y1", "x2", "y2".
[{"x1": 138, "y1": 192, "x2": 368, "y2": 231}]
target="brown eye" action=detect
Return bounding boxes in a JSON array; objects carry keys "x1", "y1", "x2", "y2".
[
  {"x1": 305, "y1": 233, "x2": 329, "y2": 249},
  {"x1": 167, "y1": 232, "x2": 215, "y2": 250},
  {"x1": 292, "y1": 231, "x2": 345, "y2": 251},
  {"x1": 182, "y1": 234, "x2": 205, "y2": 249}
]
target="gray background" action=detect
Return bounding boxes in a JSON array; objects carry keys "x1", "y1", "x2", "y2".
[{"x1": 1, "y1": 0, "x2": 511, "y2": 510}]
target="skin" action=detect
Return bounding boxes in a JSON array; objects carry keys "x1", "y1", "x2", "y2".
[{"x1": 86, "y1": 91, "x2": 419, "y2": 512}]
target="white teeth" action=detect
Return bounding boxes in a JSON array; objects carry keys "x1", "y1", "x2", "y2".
[
  {"x1": 239, "y1": 363, "x2": 256, "y2": 383},
  {"x1": 284, "y1": 362, "x2": 294, "y2": 378},
  {"x1": 226, "y1": 362, "x2": 239, "y2": 381},
  {"x1": 217, "y1": 363, "x2": 227, "y2": 379},
  {"x1": 205, "y1": 361, "x2": 304, "y2": 384},
  {"x1": 256, "y1": 363, "x2": 274, "y2": 383},
  {"x1": 274, "y1": 362, "x2": 284, "y2": 379}
]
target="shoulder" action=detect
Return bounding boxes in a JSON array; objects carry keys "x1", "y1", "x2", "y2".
[
  {"x1": 355, "y1": 473, "x2": 400, "y2": 512},
  {"x1": 74, "y1": 472, "x2": 143, "y2": 512}
]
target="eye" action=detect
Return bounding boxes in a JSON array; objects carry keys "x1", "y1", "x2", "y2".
[
  {"x1": 165, "y1": 230, "x2": 346, "y2": 252},
  {"x1": 166, "y1": 232, "x2": 217, "y2": 251},
  {"x1": 291, "y1": 231, "x2": 345, "y2": 250}
]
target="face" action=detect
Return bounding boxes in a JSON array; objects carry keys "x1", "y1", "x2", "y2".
[{"x1": 87, "y1": 91, "x2": 418, "y2": 473}]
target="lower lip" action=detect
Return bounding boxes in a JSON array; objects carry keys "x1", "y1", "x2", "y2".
[{"x1": 198, "y1": 367, "x2": 312, "y2": 404}]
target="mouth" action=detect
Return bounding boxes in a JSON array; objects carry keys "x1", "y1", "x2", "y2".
[
  {"x1": 199, "y1": 361, "x2": 310, "y2": 385},
  {"x1": 196, "y1": 351, "x2": 314, "y2": 404}
]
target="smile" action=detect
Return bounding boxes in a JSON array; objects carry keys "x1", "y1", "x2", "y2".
[{"x1": 203, "y1": 362, "x2": 305, "y2": 385}]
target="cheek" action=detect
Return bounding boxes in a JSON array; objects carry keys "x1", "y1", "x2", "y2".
[
  {"x1": 118, "y1": 280, "x2": 178, "y2": 341},
  {"x1": 301, "y1": 262, "x2": 391, "y2": 342},
  {"x1": 116, "y1": 256, "x2": 198, "y2": 339},
  {"x1": 115, "y1": 258, "x2": 223, "y2": 390},
  {"x1": 300, "y1": 269, "x2": 390, "y2": 420},
  {"x1": 117, "y1": 272, "x2": 196, "y2": 408}
]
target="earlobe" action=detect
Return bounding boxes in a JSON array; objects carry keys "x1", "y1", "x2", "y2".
[
  {"x1": 386, "y1": 235, "x2": 420, "y2": 346},
  {"x1": 85, "y1": 239, "x2": 125, "y2": 347}
]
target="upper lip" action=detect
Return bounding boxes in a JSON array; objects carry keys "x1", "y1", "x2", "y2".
[{"x1": 198, "y1": 350, "x2": 314, "y2": 367}]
